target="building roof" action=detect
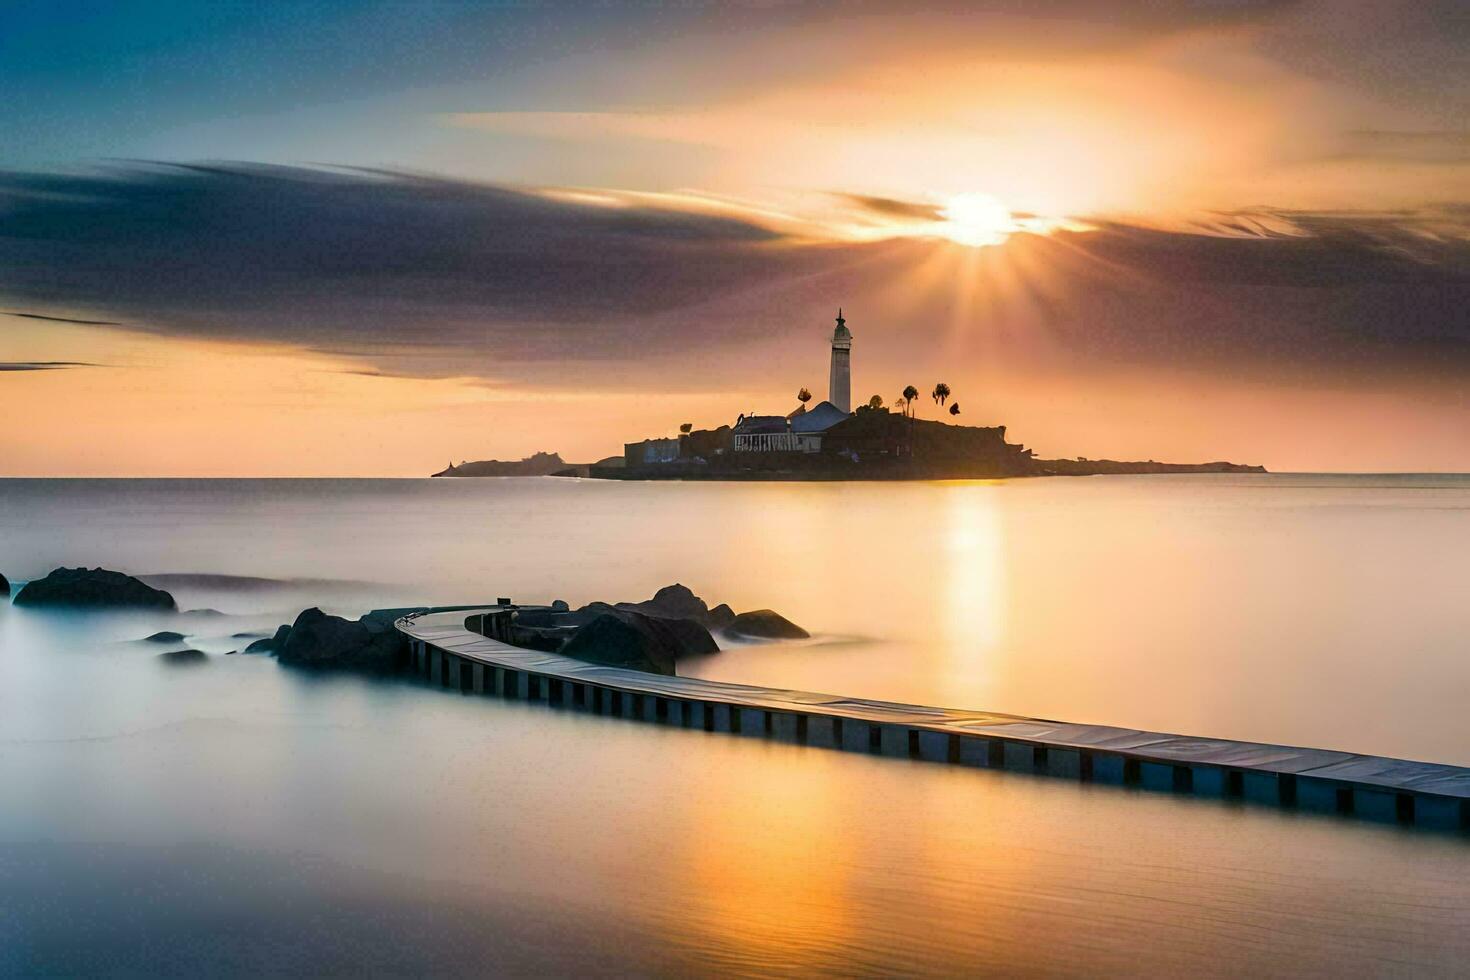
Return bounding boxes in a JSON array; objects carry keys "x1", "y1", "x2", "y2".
[
  {"x1": 733, "y1": 414, "x2": 789, "y2": 434},
  {"x1": 790, "y1": 400, "x2": 849, "y2": 433}
]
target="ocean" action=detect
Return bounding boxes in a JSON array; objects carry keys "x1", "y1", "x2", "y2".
[{"x1": 1, "y1": 475, "x2": 1467, "y2": 974}]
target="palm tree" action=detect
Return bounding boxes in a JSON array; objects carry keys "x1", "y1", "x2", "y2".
[
  {"x1": 679, "y1": 422, "x2": 693, "y2": 435},
  {"x1": 901, "y1": 385, "x2": 919, "y2": 457},
  {"x1": 797, "y1": 387, "x2": 812, "y2": 406},
  {"x1": 932, "y1": 382, "x2": 951, "y2": 406},
  {"x1": 949, "y1": 403, "x2": 961, "y2": 416}
]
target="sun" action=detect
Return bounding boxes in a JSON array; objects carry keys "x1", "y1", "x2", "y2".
[{"x1": 938, "y1": 192, "x2": 1015, "y2": 247}]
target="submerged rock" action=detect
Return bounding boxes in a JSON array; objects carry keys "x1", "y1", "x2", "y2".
[
  {"x1": 558, "y1": 610, "x2": 716, "y2": 675},
  {"x1": 14, "y1": 567, "x2": 177, "y2": 611},
  {"x1": 726, "y1": 609, "x2": 809, "y2": 640},
  {"x1": 277, "y1": 607, "x2": 403, "y2": 672},
  {"x1": 141, "y1": 631, "x2": 188, "y2": 644},
  {"x1": 157, "y1": 648, "x2": 208, "y2": 665},
  {"x1": 707, "y1": 603, "x2": 736, "y2": 631},
  {"x1": 244, "y1": 624, "x2": 292, "y2": 654}
]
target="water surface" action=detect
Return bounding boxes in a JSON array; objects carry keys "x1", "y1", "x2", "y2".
[{"x1": 1, "y1": 476, "x2": 1467, "y2": 975}]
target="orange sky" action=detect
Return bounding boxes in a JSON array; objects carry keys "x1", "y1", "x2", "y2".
[
  {"x1": 2, "y1": 2, "x2": 1467, "y2": 474},
  {"x1": 3, "y1": 312, "x2": 1465, "y2": 476}
]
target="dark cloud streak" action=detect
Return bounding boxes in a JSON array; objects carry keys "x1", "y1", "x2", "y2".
[
  {"x1": 3, "y1": 311, "x2": 122, "y2": 326},
  {"x1": 0, "y1": 162, "x2": 1466, "y2": 386},
  {"x1": 0, "y1": 361, "x2": 105, "y2": 372}
]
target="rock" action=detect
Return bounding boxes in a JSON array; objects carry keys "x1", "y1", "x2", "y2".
[
  {"x1": 565, "y1": 584, "x2": 722, "y2": 627},
  {"x1": 559, "y1": 610, "x2": 717, "y2": 675},
  {"x1": 141, "y1": 631, "x2": 188, "y2": 644},
  {"x1": 558, "y1": 600, "x2": 619, "y2": 627},
  {"x1": 231, "y1": 631, "x2": 266, "y2": 639},
  {"x1": 244, "y1": 624, "x2": 292, "y2": 654},
  {"x1": 0, "y1": 572, "x2": 9, "y2": 598},
  {"x1": 638, "y1": 583, "x2": 710, "y2": 622},
  {"x1": 707, "y1": 603, "x2": 736, "y2": 631},
  {"x1": 360, "y1": 607, "x2": 430, "y2": 630},
  {"x1": 726, "y1": 609, "x2": 809, "y2": 640},
  {"x1": 276, "y1": 607, "x2": 404, "y2": 672},
  {"x1": 14, "y1": 567, "x2": 177, "y2": 610},
  {"x1": 560, "y1": 613, "x2": 674, "y2": 675},
  {"x1": 157, "y1": 649, "x2": 208, "y2": 665},
  {"x1": 648, "y1": 615, "x2": 719, "y2": 657}
]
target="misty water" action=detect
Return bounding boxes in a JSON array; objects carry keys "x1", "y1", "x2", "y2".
[{"x1": 2, "y1": 475, "x2": 1467, "y2": 975}]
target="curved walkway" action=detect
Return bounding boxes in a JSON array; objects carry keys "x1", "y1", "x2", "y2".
[{"x1": 397, "y1": 607, "x2": 1470, "y2": 832}]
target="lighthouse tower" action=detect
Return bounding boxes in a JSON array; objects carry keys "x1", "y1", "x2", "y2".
[{"x1": 828, "y1": 308, "x2": 852, "y2": 414}]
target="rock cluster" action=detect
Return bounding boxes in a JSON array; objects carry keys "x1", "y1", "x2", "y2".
[
  {"x1": 14, "y1": 567, "x2": 177, "y2": 610},
  {"x1": 559, "y1": 611, "x2": 697, "y2": 675},
  {"x1": 157, "y1": 649, "x2": 209, "y2": 665},
  {"x1": 521, "y1": 584, "x2": 806, "y2": 675},
  {"x1": 726, "y1": 609, "x2": 809, "y2": 639},
  {"x1": 244, "y1": 624, "x2": 293, "y2": 654},
  {"x1": 270, "y1": 607, "x2": 408, "y2": 672},
  {"x1": 245, "y1": 585, "x2": 806, "y2": 678}
]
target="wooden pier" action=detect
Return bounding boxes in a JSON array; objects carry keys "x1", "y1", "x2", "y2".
[{"x1": 397, "y1": 607, "x2": 1470, "y2": 831}]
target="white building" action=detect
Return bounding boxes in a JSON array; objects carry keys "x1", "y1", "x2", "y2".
[
  {"x1": 828, "y1": 308, "x2": 852, "y2": 414},
  {"x1": 732, "y1": 311, "x2": 856, "y2": 452}
]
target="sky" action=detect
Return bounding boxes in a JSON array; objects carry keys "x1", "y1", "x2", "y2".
[{"x1": 1, "y1": 0, "x2": 1468, "y2": 475}]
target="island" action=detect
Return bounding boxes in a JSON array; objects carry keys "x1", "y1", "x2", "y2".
[
  {"x1": 432, "y1": 451, "x2": 576, "y2": 478},
  {"x1": 433, "y1": 310, "x2": 1265, "y2": 481}
]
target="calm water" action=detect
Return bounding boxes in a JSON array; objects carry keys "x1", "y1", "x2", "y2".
[{"x1": 1, "y1": 475, "x2": 1467, "y2": 975}]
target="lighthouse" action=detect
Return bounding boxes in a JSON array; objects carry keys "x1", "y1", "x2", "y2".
[{"x1": 828, "y1": 308, "x2": 852, "y2": 414}]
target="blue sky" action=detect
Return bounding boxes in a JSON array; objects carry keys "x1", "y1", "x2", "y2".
[{"x1": 4, "y1": 2, "x2": 675, "y2": 167}]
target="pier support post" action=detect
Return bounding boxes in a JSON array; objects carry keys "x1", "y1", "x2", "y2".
[
  {"x1": 806, "y1": 715, "x2": 837, "y2": 748},
  {"x1": 1046, "y1": 748, "x2": 1082, "y2": 779},
  {"x1": 1003, "y1": 741, "x2": 1033, "y2": 771},
  {"x1": 1353, "y1": 787, "x2": 1398, "y2": 823},
  {"x1": 738, "y1": 708, "x2": 764, "y2": 736},
  {"x1": 1412, "y1": 794, "x2": 1461, "y2": 830},
  {"x1": 955, "y1": 735, "x2": 992, "y2": 768}
]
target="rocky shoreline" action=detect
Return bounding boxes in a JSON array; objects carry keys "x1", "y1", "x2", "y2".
[
  {"x1": 1, "y1": 566, "x2": 806, "y2": 678},
  {"x1": 251, "y1": 584, "x2": 806, "y2": 676}
]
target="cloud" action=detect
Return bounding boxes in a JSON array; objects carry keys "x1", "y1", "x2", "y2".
[
  {"x1": 0, "y1": 163, "x2": 880, "y2": 384},
  {"x1": 1332, "y1": 131, "x2": 1470, "y2": 165},
  {"x1": 0, "y1": 162, "x2": 1466, "y2": 388},
  {"x1": 3, "y1": 311, "x2": 121, "y2": 326},
  {"x1": 0, "y1": 361, "x2": 104, "y2": 372},
  {"x1": 838, "y1": 194, "x2": 945, "y2": 222}
]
